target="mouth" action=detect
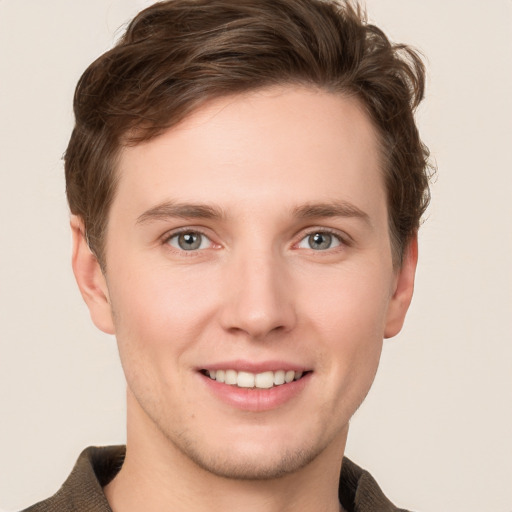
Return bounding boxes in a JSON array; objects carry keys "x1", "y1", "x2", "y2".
[{"x1": 200, "y1": 369, "x2": 310, "y2": 389}]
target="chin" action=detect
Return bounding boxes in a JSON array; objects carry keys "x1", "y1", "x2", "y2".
[
  {"x1": 163, "y1": 421, "x2": 340, "y2": 481},
  {"x1": 180, "y1": 443, "x2": 323, "y2": 481}
]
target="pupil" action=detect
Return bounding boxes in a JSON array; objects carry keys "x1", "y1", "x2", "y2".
[{"x1": 310, "y1": 233, "x2": 331, "y2": 250}]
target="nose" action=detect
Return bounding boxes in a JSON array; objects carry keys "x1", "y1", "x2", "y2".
[{"x1": 219, "y1": 249, "x2": 297, "y2": 340}]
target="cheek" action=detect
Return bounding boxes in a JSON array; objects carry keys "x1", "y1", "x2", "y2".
[
  {"x1": 315, "y1": 305, "x2": 384, "y2": 424},
  {"x1": 107, "y1": 262, "x2": 221, "y2": 356},
  {"x1": 302, "y1": 264, "x2": 391, "y2": 389},
  {"x1": 106, "y1": 269, "x2": 203, "y2": 409},
  {"x1": 303, "y1": 262, "x2": 393, "y2": 338}
]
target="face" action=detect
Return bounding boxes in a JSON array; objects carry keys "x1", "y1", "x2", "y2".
[{"x1": 73, "y1": 86, "x2": 416, "y2": 480}]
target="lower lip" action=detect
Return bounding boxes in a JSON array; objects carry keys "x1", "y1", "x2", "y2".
[{"x1": 200, "y1": 372, "x2": 311, "y2": 412}]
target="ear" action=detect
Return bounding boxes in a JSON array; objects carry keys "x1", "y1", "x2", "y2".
[
  {"x1": 384, "y1": 235, "x2": 418, "y2": 339},
  {"x1": 70, "y1": 216, "x2": 115, "y2": 335}
]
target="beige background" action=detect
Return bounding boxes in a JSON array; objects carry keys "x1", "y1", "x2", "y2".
[{"x1": 1, "y1": 1, "x2": 511, "y2": 510}]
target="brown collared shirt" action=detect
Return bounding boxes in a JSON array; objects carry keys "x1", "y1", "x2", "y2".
[{"x1": 22, "y1": 446, "x2": 412, "y2": 512}]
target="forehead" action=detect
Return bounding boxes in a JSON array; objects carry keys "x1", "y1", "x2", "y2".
[{"x1": 113, "y1": 86, "x2": 384, "y2": 224}]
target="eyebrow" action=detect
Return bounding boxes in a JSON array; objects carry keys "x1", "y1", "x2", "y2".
[
  {"x1": 136, "y1": 199, "x2": 371, "y2": 226},
  {"x1": 136, "y1": 201, "x2": 225, "y2": 224},
  {"x1": 292, "y1": 201, "x2": 371, "y2": 225}
]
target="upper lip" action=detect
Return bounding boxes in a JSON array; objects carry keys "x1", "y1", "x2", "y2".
[{"x1": 197, "y1": 360, "x2": 310, "y2": 373}]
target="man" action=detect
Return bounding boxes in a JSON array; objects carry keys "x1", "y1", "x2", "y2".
[{"x1": 24, "y1": 0, "x2": 431, "y2": 510}]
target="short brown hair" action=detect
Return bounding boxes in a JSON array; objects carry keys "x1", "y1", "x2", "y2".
[{"x1": 65, "y1": 0, "x2": 432, "y2": 267}]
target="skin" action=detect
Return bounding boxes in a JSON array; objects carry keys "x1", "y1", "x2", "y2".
[{"x1": 72, "y1": 86, "x2": 417, "y2": 512}]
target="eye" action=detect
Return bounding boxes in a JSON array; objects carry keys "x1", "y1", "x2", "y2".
[
  {"x1": 167, "y1": 231, "x2": 212, "y2": 251},
  {"x1": 297, "y1": 231, "x2": 342, "y2": 251}
]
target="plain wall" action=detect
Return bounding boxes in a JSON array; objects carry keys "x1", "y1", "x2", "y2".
[{"x1": 1, "y1": 1, "x2": 511, "y2": 510}]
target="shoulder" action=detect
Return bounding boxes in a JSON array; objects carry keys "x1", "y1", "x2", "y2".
[
  {"x1": 21, "y1": 446, "x2": 125, "y2": 512},
  {"x1": 339, "y1": 457, "x2": 414, "y2": 512}
]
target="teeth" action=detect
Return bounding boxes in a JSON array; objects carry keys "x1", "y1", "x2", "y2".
[
  {"x1": 285, "y1": 370, "x2": 295, "y2": 383},
  {"x1": 206, "y1": 369, "x2": 305, "y2": 389},
  {"x1": 225, "y1": 369, "x2": 237, "y2": 385},
  {"x1": 255, "y1": 371, "x2": 274, "y2": 389},
  {"x1": 273, "y1": 370, "x2": 285, "y2": 385},
  {"x1": 237, "y1": 371, "x2": 255, "y2": 388}
]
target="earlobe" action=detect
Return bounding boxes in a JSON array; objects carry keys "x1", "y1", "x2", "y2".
[
  {"x1": 384, "y1": 235, "x2": 418, "y2": 339},
  {"x1": 70, "y1": 216, "x2": 115, "y2": 335}
]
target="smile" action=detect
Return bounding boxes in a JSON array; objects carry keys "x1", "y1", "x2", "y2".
[{"x1": 202, "y1": 369, "x2": 306, "y2": 389}]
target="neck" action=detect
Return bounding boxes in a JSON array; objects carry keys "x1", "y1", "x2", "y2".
[{"x1": 105, "y1": 393, "x2": 348, "y2": 512}]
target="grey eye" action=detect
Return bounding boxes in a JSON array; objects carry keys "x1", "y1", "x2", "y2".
[
  {"x1": 309, "y1": 233, "x2": 332, "y2": 250},
  {"x1": 297, "y1": 232, "x2": 341, "y2": 251},
  {"x1": 168, "y1": 232, "x2": 210, "y2": 251}
]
